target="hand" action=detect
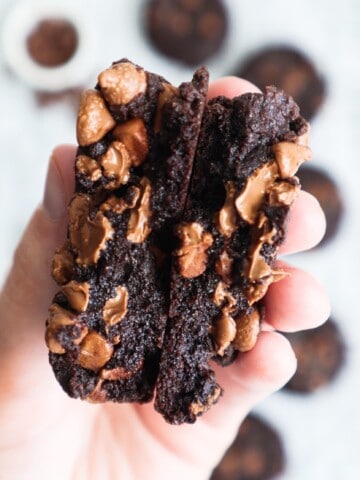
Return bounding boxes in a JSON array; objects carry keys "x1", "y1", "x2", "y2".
[{"x1": 0, "y1": 77, "x2": 329, "y2": 480}]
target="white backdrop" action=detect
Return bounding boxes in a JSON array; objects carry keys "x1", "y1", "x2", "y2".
[{"x1": 0, "y1": 1, "x2": 358, "y2": 478}]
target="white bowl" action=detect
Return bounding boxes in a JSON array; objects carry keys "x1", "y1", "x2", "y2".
[{"x1": 2, "y1": 0, "x2": 97, "y2": 91}]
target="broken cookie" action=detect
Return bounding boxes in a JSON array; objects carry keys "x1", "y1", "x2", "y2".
[{"x1": 46, "y1": 59, "x2": 311, "y2": 423}]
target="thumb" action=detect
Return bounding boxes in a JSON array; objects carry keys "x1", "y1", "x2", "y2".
[
  {"x1": 0, "y1": 146, "x2": 101, "y2": 480},
  {"x1": 0, "y1": 145, "x2": 76, "y2": 374}
]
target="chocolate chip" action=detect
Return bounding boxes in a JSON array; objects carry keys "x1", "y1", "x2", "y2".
[
  {"x1": 77, "y1": 90, "x2": 116, "y2": 147},
  {"x1": 27, "y1": 18, "x2": 78, "y2": 67},
  {"x1": 210, "y1": 414, "x2": 285, "y2": 480},
  {"x1": 297, "y1": 164, "x2": 344, "y2": 246},
  {"x1": 284, "y1": 319, "x2": 346, "y2": 393},
  {"x1": 144, "y1": 0, "x2": 228, "y2": 65},
  {"x1": 174, "y1": 222, "x2": 213, "y2": 278},
  {"x1": 234, "y1": 46, "x2": 326, "y2": 120},
  {"x1": 98, "y1": 62, "x2": 147, "y2": 105}
]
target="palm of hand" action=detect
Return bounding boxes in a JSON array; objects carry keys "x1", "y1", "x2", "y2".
[
  {"x1": 0, "y1": 78, "x2": 329, "y2": 480},
  {"x1": 0, "y1": 333, "x2": 261, "y2": 480}
]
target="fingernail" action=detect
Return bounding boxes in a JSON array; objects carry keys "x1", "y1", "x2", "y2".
[{"x1": 42, "y1": 153, "x2": 67, "y2": 221}]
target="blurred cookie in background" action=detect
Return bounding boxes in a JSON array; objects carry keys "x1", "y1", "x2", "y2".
[
  {"x1": 210, "y1": 414, "x2": 285, "y2": 480},
  {"x1": 28, "y1": 18, "x2": 82, "y2": 113},
  {"x1": 144, "y1": 0, "x2": 228, "y2": 65},
  {"x1": 233, "y1": 46, "x2": 326, "y2": 121},
  {"x1": 27, "y1": 18, "x2": 78, "y2": 68},
  {"x1": 2, "y1": 0, "x2": 96, "y2": 92},
  {"x1": 284, "y1": 319, "x2": 346, "y2": 393},
  {"x1": 297, "y1": 164, "x2": 344, "y2": 247},
  {"x1": 35, "y1": 87, "x2": 83, "y2": 113}
]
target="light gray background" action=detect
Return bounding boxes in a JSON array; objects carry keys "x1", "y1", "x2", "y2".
[{"x1": 0, "y1": 1, "x2": 359, "y2": 478}]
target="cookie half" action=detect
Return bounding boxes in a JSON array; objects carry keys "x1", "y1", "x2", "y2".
[
  {"x1": 154, "y1": 87, "x2": 311, "y2": 424},
  {"x1": 46, "y1": 59, "x2": 209, "y2": 403}
]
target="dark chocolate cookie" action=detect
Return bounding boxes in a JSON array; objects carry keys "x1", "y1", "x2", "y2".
[
  {"x1": 144, "y1": 0, "x2": 228, "y2": 65},
  {"x1": 297, "y1": 164, "x2": 344, "y2": 246},
  {"x1": 46, "y1": 59, "x2": 209, "y2": 403},
  {"x1": 154, "y1": 88, "x2": 311, "y2": 424},
  {"x1": 46, "y1": 60, "x2": 311, "y2": 424},
  {"x1": 284, "y1": 319, "x2": 346, "y2": 393},
  {"x1": 210, "y1": 414, "x2": 285, "y2": 480},
  {"x1": 234, "y1": 46, "x2": 326, "y2": 120}
]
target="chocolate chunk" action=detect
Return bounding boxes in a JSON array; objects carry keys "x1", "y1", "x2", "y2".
[
  {"x1": 210, "y1": 414, "x2": 285, "y2": 480},
  {"x1": 234, "y1": 46, "x2": 326, "y2": 120},
  {"x1": 297, "y1": 164, "x2": 344, "y2": 246},
  {"x1": 27, "y1": 18, "x2": 78, "y2": 67},
  {"x1": 284, "y1": 319, "x2": 346, "y2": 393},
  {"x1": 144, "y1": 0, "x2": 228, "y2": 65}
]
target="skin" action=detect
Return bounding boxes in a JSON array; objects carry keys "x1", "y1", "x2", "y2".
[{"x1": 0, "y1": 78, "x2": 329, "y2": 480}]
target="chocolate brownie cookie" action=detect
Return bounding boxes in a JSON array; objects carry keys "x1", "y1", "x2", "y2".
[
  {"x1": 210, "y1": 414, "x2": 285, "y2": 480},
  {"x1": 297, "y1": 164, "x2": 344, "y2": 246},
  {"x1": 46, "y1": 59, "x2": 209, "y2": 403},
  {"x1": 234, "y1": 46, "x2": 326, "y2": 120},
  {"x1": 284, "y1": 319, "x2": 346, "y2": 393},
  {"x1": 144, "y1": 0, "x2": 228, "y2": 65},
  {"x1": 154, "y1": 87, "x2": 311, "y2": 424},
  {"x1": 46, "y1": 60, "x2": 311, "y2": 423}
]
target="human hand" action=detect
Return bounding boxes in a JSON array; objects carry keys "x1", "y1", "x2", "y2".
[{"x1": 0, "y1": 77, "x2": 329, "y2": 480}]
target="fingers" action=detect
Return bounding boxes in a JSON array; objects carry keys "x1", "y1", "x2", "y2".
[
  {"x1": 208, "y1": 75, "x2": 261, "y2": 99},
  {"x1": 213, "y1": 331, "x2": 296, "y2": 411},
  {"x1": 280, "y1": 190, "x2": 326, "y2": 254},
  {"x1": 135, "y1": 331, "x2": 296, "y2": 477},
  {"x1": 264, "y1": 261, "x2": 330, "y2": 332},
  {"x1": 197, "y1": 332, "x2": 296, "y2": 464}
]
